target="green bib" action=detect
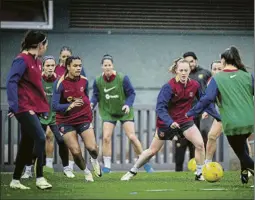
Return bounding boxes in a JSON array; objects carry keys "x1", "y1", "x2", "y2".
[
  {"x1": 40, "y1": 79, "x2": 56, "y2": 125},
  {"x1": 214, "y1": 70, "x2": 254, "y2": 136},
  {"x1": 96, "y1": 73, "x2": 134, "y2": 121}
]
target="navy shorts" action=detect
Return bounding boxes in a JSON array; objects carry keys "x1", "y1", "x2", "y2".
[
  {"x1": 157, "y1": 121, "x2": 194, "y2": 140},
  {"x1": 103, "y1": 119, "x2": 134, "y2": 126},
  {"x1": 58, "y1": 122, "x2": 92, "y2": 135}
]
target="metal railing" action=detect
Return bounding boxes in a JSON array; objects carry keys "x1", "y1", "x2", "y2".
[{"x1": 1, "y1": 104, "x2": 228, "y2": 172}]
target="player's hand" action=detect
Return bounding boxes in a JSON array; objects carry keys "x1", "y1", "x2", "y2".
[
  {"x1": 202, "y1": 112, "x2": 208, "y2": 119},
  {"x1": 170, "y1": 122, "x2": 180, "y2": 129},
  {"x1": 122, "y1": 105, "x2": 130, "y2": 114},
  {"x1": 90, "y1": 103, "x2": 94, "y2": 110},
  {"x1": 185, "y1": 113, "x2": 189, "y2": 118},
  {"x1": 71, "y1": 99, "x2": 84, "y2": 108},
  {"x1": 7, "y1": 112, "x2": 14, "y2": 118}
]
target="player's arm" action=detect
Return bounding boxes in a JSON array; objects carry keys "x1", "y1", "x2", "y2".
[
  {"x1": 156, "y1": 83, "x2": 175, "y2": 127},
  {"x1": 187, "y1": 78, "x2": 220, "y2": 119},
  {"x1": 52, "y1": 80, "x2": 71, "y2": 112},
  {"x1": 123, "y1": 75, "x2": 136, "y2": 107},
  {"x1": 6, "y1": 57, "x2": 27, "y2": 113},
  {"x1": 90, "y1": 79, "x2": 99, "y2": 109}
]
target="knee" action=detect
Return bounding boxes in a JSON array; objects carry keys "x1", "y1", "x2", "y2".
[
  {"x1": 208, "y1": 132, "x2": 217, "y2": 141},
  {"x1": 149, "y1": 148, "x2": 158, "y2": 157},
  {"x1": 127, "y1": 133, "x2": 137, "y2": 142},
  {"x1": 195, "y1": 141, "x2": 204, "y2": 152},
  {"x1": 46, "y1": 131, "x2": 54, "y2": 142},
  {"x1": 70, "y1": 147, "x2": 81, "y2": 156},
  {"x1": 103, "y1": 135, "x2": 111, "y2": 144}
]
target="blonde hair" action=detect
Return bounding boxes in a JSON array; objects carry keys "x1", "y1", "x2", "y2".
[{"x1": 169, "y1": 58, "x2": 190, "y2": 74}]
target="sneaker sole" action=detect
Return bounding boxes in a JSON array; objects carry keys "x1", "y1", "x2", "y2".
[
  {"x1": 64, "y1": 173, "x2": 75, "y2": 178},
  {"x1": 36, "y1": 185, "x2": 52, "y2": 190},
  {"x1": 10, "y1": 186, "x2": 30, "y2": 190},
  {"x1": 21, "y1": 176, "x2": 33, "y2": 179}
]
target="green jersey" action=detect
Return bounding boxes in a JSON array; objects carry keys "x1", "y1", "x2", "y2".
[
  {"x1": 95, "y1": 73, "x2": 134, "y2": 121},
  {"x1": 214, "y1": 70, "x2": 254, "y2": 136},
  {"x1": 40, "y1": 76, "x2": 56, "y2": 125}
]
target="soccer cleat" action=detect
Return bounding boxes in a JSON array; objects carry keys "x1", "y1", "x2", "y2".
[
  {"x1": 36, "y1": 177, "x2": 52, "y2": 190},
  {"x1": 247, "y1": 168, "x2": 254, "y2": 177},
  {"x1": 195, "y1": 173, "x2": 205, "y2": 181},
  {"x1": 10, "y1": 180, "x2": 30, "y2": 190},
  {"x1": 120, "y1": 171, "x2": 137, "y2": 181},
  {"x1": 102, "y1": 167, "x2": 111, "y2": 174},
  {"x1": 85, "y1": 171, "x2": 94, "y2": 182},
  {"x1": 21, "y1": 170, "x2": 33, "y2": 179},
  {"x1": 90, "y1": 158, "x2": 102, "y2": 177},
  {"x1": 143, "y1": 163, "x2": 154, "y2": 173},
  {"x1": 63, "y1": 167, "x2": 75, "y2": 178},
  {"x1": 241, "y1": 170, "x2": 249, "y2": 184}
]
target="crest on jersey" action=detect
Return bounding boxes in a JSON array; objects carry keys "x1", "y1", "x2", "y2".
[
  {"x1": 67, "y1": 96, "x2": 73, "y2": 102},
  {"x1": 159, "y1": 132, "x2": 165, "y2": 137},
  {"x1": 198, "y1": 74, "x2": 204, "y2": 79},
  {"x1": 189, "y1": 92, "x2": 193, "y2": 97},
  {"x1": 80, "y1": 87, "x2": 84, "y2": 92},
  {"x1": 60, "y1": 127, "x2": 64, "y2": 136}
]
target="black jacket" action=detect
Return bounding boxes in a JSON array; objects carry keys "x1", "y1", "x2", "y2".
[{"x1": 189, "y1": 66, "x2": 211, "y2": 93}]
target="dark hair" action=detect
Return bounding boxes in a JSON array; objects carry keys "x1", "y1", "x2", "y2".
[
  {"x1": 183, "y1": 52, "x2": 197, "y2": 60},
  {"x1": 60, "y1": 46, "x2": 72, "y2": 55},
  {"x1": 42, "y1": 55, "x2": 55, "y2": 66},
  {"x1": 64, "y1": 56, "x2": 81, "y2": 76},
  {"x1": 21, "y1": 30, "x2": 47, "y2": 51},
  {"x1": 210, "y1": 60, "x2": 221, "y2": 69},
  {"x1": 220, "y1": 46, "x2": 247, "y2": 72},
  {"x1": 169, "y1": 57, "x2": 190, "y2": 74},
  {"x1": 101, "y1": 54, "x2": 113, "y2": 64}
]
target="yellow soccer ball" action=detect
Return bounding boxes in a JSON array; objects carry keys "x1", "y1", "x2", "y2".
[
  {"x1": 187, "y1": 158, "x2": 196, "y2": 172},
  {"x1": 202, "y1": 162, "x2": 224, "y2": 182}
]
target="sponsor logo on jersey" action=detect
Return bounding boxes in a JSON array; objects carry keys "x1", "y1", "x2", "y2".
[
  {"x1": 198, "y1": 74, "x2": 204, "y2": 79},
  {"x1": 104, "y1": 86, "x2": 116, "y2": 93},
  {"x1": 105, "y1": 94, "x2": 119, "y2": 100}
]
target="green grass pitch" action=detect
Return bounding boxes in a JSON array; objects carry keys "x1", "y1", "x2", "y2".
[{"x1": 1, "y1": 171, "x2": 254, "y2": 199}]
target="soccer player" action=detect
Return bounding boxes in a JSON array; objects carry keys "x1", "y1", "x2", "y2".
[
  {"x1": 6, "y1": 30, "x2": 52, "y2": 189},
  {"x1": 55, "y1": 46, "x2": 78, "y2": 171},
  {"x1": 21, "y1": 56, "x2": 75, "y2": 179},
  {"x1": 174, "y1": 52, "x2": 212, "y2": 172},
  {"x1": 187, "y1": 46, "x2": 254, "y2": 184},
  {"x1": 202, "y1": 60, "x2": 223, "y2": 164},
  {"x1": 52, "y1": 56, "x2": 102, "y2": 182},
  {"x1": 55, "y1": 46, "x2": 86, "y2": 78},
  {"x1": 90, "y1": 54, "x2": 153, "y2": 173},
  {"x1": 120, "y1": 58, "x2": 220, "y2": 181}
]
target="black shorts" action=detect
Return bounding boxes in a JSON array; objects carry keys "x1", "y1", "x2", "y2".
[
  {"x1": 58, "y1": 122, "x2": 92, "y2": 135},
  {"x1": 157, "y1": 121, "x2": 194, "y2": 140},
  {"x1": 103, "y1": 119, "x2": 134, "y2": 126}
]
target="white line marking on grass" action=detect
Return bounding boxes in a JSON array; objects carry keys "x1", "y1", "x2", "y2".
[
  {"x1": 146, "y1": 189, "x2": 175, "y2": 192},
  {"x1": 200, "y1": 188, "x2": 228, "y2": 191},
  {"x1": 130, "y1": 192, "x2": 138, "y2": 195}
]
